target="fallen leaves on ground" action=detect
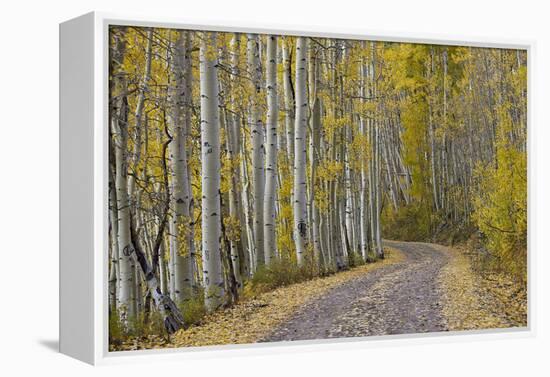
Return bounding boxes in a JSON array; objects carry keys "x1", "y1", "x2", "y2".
[
  {"x1": 437, "y1": 244, "x2": 527, "y2": 331},
  {"x1": 114, "y1": 248, "x2": 404, "y2": 351}
]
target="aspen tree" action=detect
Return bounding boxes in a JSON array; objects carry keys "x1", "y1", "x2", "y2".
[
  {"x1": 110, "y1": 27, "x2": 136, "y2": 326},
  {"x1": 127, "y1": 28, "x2": 153, "y2": 198},
  {"x1": 200, "y1": 32, "x2": 225, "y2": 312},
  {"x1": 293, "y1": 37, "x2": 308, "y2": 266},
  {"x1": 247, "y1": 34, "x2": 265, "y2": 268},
  {"x1": 107, "y1": 28, "x2": 528, "y2": 335},
  {"x1": 108, "y1": 172, "x2": 119, "y2": 311},
  {"x1": 308, "y1": 42, "x2": 322, "y2": 265},
  {"x1": 372, "y1": 42, "x2": 383, "y2": 259},
  {"x1": 282, "y1": 38, "x2": 295, "y2": 164},
  {"x1": 168, "y1": 30, "x2": 195, "y2": 305},
  {"x1": 359, "y1": 42, "x2": 370, "y2": 261},
  {"x1": 227, "y1": 33, "x2": 245, "y2": 284},
  {"x1": 264, "y1": 35, "x2": 278, "y2": 264}
]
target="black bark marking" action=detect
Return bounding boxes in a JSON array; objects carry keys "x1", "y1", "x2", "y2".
[{"x1": 298, "y1": 221, "x2": 307, "y2": 238}]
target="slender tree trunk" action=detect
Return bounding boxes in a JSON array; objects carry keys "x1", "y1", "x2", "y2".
[
  {"x1": 159, "y1": 239, "x2": 168, "y2": 295},
  {"x1": 111, "y1": 28, "x2": 137, "y2": 325},
  {"x1": 129, "y1": 219, "x2": 185, "y2": 333},
  {"x1": 168, "y1": 212, "x2": 176, "y2": 300},
  {"x1": 167, "y1": 30, "x2": 195, "y2": 305},
  {"x1": 108, "y1": 172, "x2": 119, "y2": 311},
  {"x1": 359, "y1": 46, "x2": 370, "y2": 261},
  {"x1": 372, "y1": 44, "x2": 383, "y2": 259},
  {"x1": 344, "y1": 129, "x2": 354, "y2": 256},
  {"x1": 200, "y1": 33, "x2": 225, "y2": 312},
  {"x1": 367, "y1": 41, "x2": 383, "y2": 259},
  {"x1": 264, "y1": 35, "x2": 278, "y2": 265},
  {"x1": 127, "y1": 28, "x2": 153, "y2": 198},
  {"x1": 310, "y1": 98, "x2": 321, "y2": 265},
  {"x1": 282, "y1": 37, "x2": 295, "y2": 165},
  {"x1": 241, "y1": 149, "x2": 255, "y2": 273},
  {"x1": 227, "y1": 33, "x2": 244, "y2": 285},
  {"x1": 293, "y1": 37, "x2": 308, "y2": 266},
  {"x1": 247, "y1": 34, "x2": 265, "y2": 269}
]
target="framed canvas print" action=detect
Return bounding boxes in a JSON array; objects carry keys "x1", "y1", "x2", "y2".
[{"x1": 59, "y1": 12, "x2": 532, "y2": 365}]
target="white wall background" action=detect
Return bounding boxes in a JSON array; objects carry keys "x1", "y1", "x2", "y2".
[{"x1": 0, "y1": 0, "x2": 547, "y2": 375}]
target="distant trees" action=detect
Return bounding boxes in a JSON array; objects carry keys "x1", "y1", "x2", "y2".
[{"x1": 108, "y1": 27, "x2": 528, "y2": 337}]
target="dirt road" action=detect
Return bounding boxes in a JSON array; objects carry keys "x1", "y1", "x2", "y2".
[{"x1": 263, "y1": 241, "x2": 450, "y2": 341}]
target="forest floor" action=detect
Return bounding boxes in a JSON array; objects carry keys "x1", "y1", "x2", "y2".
[
  {"x1": 113, "y1": 241, "x2": 527, "y2": 351},
  {"x1": 438, "y1": 243, "x2": 527, "y2": 331}
]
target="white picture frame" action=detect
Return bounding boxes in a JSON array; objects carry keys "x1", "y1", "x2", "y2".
[{"x1": 59, "y1": 11, "x2": 535, "y2": 365}]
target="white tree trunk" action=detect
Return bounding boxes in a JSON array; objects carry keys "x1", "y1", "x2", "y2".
[
  {"x1": 310, "y1": 99, "x2": 322, "y2": 265},
  {"x1": 241, "y1": 151, "x2": 256, "y2": 273},
  {"x1": 308, "y1": 44, "x2": 321, "y2": 266},
  {"x1": 200, "y1": 33, "x2": 225, "y2": 312},
  {"x1": 371, "y1": 42, "x2": 383, "y2": 259},
  {"x1": 128, "y1": 220, "x2": 185, "y2": 334},
  {"x1": 227, "y1": 33, "x2": 244, "y2": 285},
  {"x1": 247, "y1": 34, "x2": 265, "y2": 268},
  {"x1": 159, "y1": 238, "x2": 168, "y2": 295},
  {"x1": 282, "y1": 38, "x2": 295, "y2": 166},
  {"x1": 293, "y1": 37, "x2": 308, "y2": 266},
  {"x1": 168, "y1": 30, "x2": 195, "y2": 305},
  {"x1": 108, "y1": 173, "x2": 119, "y2": 311},
  {"x1": 110, "y1": 29, "x2": 136, "y2": 325},
  {"x1": 127, "y1": 28, "x2": 153, "y2": 198},
  {"x1": 344, "y1": 137, "x2": 354, "y2": 255},
  {"x1": 168, "y1": 211, "x2": 176, "y2": 300},
  {"x1": 263, "y1": 35, "x2": 278, "y2": 265},
  {"x1": 359, "y1": 45, "x2": 370, "y2": 261},
  {"x1": 112, "y1": 103, "x2": 136, "y2": 324}
]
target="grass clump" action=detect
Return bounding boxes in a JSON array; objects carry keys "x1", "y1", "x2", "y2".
[
  {"x1": 109, "y1": 308, "x2": 168, "y2": 350},
  {"x1": 246, "y1": 249, "x2": 320, "y2": 296},
  {"x1": 179, "y1": 289, "x2": 207, "y2": 326}
]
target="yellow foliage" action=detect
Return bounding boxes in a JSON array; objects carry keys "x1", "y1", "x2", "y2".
[
  {"x1": 177, "y1": 219, "x2": 193, "y2": 257},
  {"x1": 317, "y1": 158, "x2": 343, "y2": 182},
  {"x1": 223, "y1": 215, "x2": 241, "y2": 242},
  {"x1": 472, "y1": 108, "x2": 527, "y2": 279}
]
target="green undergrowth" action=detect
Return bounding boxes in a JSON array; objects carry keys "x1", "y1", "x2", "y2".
[
  {"x1": 109, "y1": 292, "x2": 207, "y2": 348},
  {"x1": 382, "y1": 201, "x2": 477, "y2": 247},
  {"x1": 109, "y1": 309, "x2": 167, "y2": 348},
  {"x1": 382, "y1": 202, "x2": 434, "y2": 241},
  {"x1": 246, "y1": 252, "x2": 320, "y2": 296},
  {"x1": 461, "y1": 233, "x2": 526, "y2": 285},
  {"x1": 245, "y1": 246, "x2": 385, "y2": 297}
]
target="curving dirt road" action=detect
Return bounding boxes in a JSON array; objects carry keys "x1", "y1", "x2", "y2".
[{"x1": 262, "y1": 241, "x2": 450, "y2": 342}]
